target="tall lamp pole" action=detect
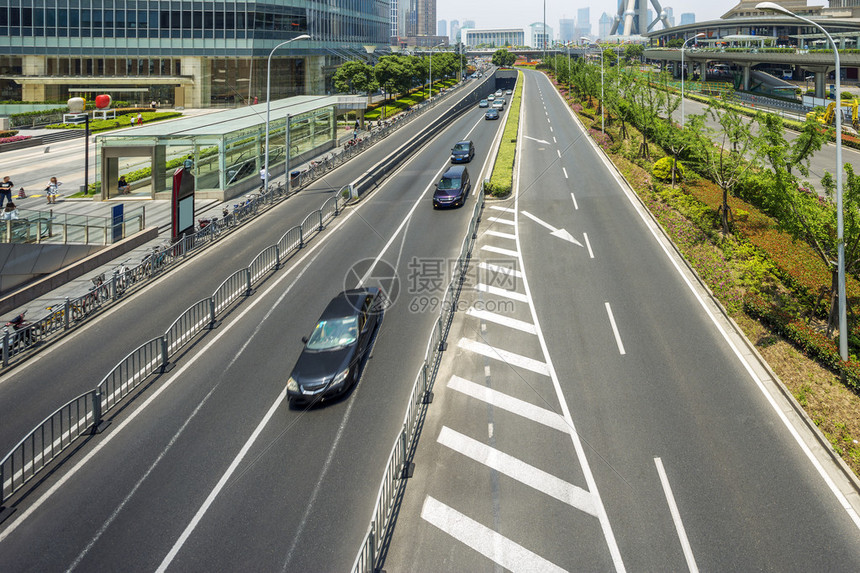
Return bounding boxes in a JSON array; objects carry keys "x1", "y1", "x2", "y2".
[
  {"x1": 590, "y1": 41, "x2": 605, "y2": 134},
  {"x1": 680, "y1": 33, "x2": 705, "y2": 128},
  {"x1": 428, "y1": 42, "x2": 445, "y2": 105},
  {"x1": 757, "y1": 2, "x2": 847, "y2": 360},
  {"x1": 264, "y1": 33, "x2": 310, "y2": 194}
]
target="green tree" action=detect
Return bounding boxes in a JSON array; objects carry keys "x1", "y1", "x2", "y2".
[
  {"x1": 492, "y1": 49, "x2": 516, "y2": 67},
  {"x1": 625, "y1": 44, "x2": 645, "y2": 62},
  {"x1": 332, "y1": 60, "x2": 378, "y2": 95},
  {"x1": 758, "y1": 114, "x2": 848, "y2": 336},
  {"x1": 689, "y1": 101, "x2": 763, "y2": 234}
]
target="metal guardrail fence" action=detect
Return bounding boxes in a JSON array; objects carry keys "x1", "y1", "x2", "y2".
[
  {"x1": 351, "y1": 187, "x2": 485, "y2": 573},
  {"x1": 0, "y1": 85, "x2": 457, "y2": 370},
  {"x1": 0, "y1": 193, "x2": 344, "y2": 507}
]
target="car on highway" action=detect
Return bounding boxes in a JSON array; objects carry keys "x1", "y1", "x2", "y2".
[
  {"x1": 485, "y1": 108, "x2": 499, "y2": 120},
  {"x1": 450, "y1": 140, "x2": 475, "y2": 163},
  {"x1": 478, "y1": 99, "x2": 489, "y2": 108},
  {"x1": 492, "y1": 99, "x2": 505, "y2": 109},
  {"x1": 495, "y1": 90, "x2": 503, "y2": 97},
  {"x1": 505, "y1": 89, "x2": 512, "y2": 95},
  {"x1": 433, "y1": 165, "x2": 471, "y2": 208},
  {"x1": 287, "y1": 288, "x2": 384, "y2": 406}
]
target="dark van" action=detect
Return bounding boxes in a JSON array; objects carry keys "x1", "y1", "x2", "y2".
[{"x1": 433, "y1": 165, "x2": 471, "y2": 208}]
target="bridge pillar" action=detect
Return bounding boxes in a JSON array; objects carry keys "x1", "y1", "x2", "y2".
[
  {"x1": 742, "y1": 64, "x2": 751, "y2": 91},
  {"x1": 815, "y1": 71, "x2": 827, "y2": 98}
]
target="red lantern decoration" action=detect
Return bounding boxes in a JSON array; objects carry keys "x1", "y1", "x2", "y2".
[{"x1": 95, "y1": 94, "x2": 111, "y2": 109}]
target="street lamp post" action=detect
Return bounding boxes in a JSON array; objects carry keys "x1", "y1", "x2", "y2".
[
  {"x1": 680, "y1": 33, "x2": 705, "y2": 128},
  {"x1": 590, "y1": 42, "x2": 605, "y2": 134},
  {"x1": 428, "y1": 42, "x2": 445, "y2": 105},
  {"x1": 264, "y1": 33, "x2": 310, "y2": 194},
  {"x1": 757, "y1": 1, "x2": 848, "y2": 360}
]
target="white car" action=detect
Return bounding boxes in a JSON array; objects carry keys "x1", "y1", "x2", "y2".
[
  {"x1": 491, "y1": 99, "x2": 505, "y2": 109},
  {"x1": 487, "y1": 94, "x2": 495, "y2": 101}
]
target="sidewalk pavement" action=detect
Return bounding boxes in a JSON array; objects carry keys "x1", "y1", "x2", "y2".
[{"x1": 0, "y1": 144, "x2": 317, "y2": 324}]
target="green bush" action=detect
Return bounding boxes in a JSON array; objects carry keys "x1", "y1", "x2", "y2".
[
  {"x1": 0, "y1": 129, "x2": 19, "y2": 138},
  {"x1": 652, "y1": 156, "x2": 685, "y2": 181}
]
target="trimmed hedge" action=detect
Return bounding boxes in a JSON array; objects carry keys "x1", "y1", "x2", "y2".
[{"x1": 485, "y1": 71, "x2": 523, "y2": 197}]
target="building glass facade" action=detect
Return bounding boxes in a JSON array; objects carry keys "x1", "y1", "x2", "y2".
[{"x1": 0, "y1": 1, "x2": 389, "y2": 106}]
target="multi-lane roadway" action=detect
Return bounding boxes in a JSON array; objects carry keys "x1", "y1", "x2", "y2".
[
  {"x1": 2, "y1": 68, "x2": 860, "y2": 572},
  {"x1": 0, "y1": 77, "x2": 506, "y2": 571},
  {"x1": 383, "y1": 69, "x2": 860, "y2": 571}
]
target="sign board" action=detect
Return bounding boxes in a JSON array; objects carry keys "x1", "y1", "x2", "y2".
[
  {"x1": 172, "y1": 159, "x2": 195, "y2": 241},
  {"x1": 111, "y1": 204, "x2": 124, "y2": 243}
]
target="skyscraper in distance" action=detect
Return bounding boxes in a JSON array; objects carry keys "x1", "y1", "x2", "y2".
[
  {"x1": 680, "y1": 13, "x2": 695, "y2": 26},
  {"x1": 559, "y1": 18, "x2": 576, "y2": 44},
  {"x1": 598, "y1": 12, "x2": 613, "y2": 39},
  {"x1": 438, "y1": 20, "x2": 447, "y2": 37},
  {"x1": 450, "y1": 20, "x2": 461, "y2": 44},
  {"x1": 575, "y1": 7, "x2": 590, "y2": 42}
]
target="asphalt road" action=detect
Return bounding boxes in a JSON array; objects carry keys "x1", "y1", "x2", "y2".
[
  {"x1": 0, "y1": 77, "x2": 507, "y2": 570},
  {"x1": 382, "y1": 69, "x2": 860, "y2": 571}
]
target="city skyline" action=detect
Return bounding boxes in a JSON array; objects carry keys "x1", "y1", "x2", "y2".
[{"x1": 436, "y1": 0, "x2": 735, "y2": 34}]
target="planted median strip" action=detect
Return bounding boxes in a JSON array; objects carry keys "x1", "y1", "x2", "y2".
[{"x1": 484, "y1": 70, "x2": 523, "y2": 198}]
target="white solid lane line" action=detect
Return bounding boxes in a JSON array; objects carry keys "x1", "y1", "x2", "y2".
[
  {"x1": 481, "y1": 244, "x2": 520, "y2": 258},
  {"x1": 655, "y1": 458, "x2": 699, "y2": 573},
  {"x1": 478, "y1": 261, "x2": 523, "y2": 278},
  {"x1": 448, "y1": 375, "x2": 568, "y2": 432},
  {"x1": 458, "y1": 338, "x2": 549, "y2": 376},
  {"x1": 421, "y1": 496, "x2": 567, "y2": 573},
  {"x1": 475, "y1": 283, "x2": 530, "y2": 303},
  {"x1": 604, "y1": 302, "x2": 626, "y2": 355},
  {"x1": 157, "y1": 389, "x2": 287, "y2": 572},
  {"x1": 467, "y1": 308, "x2": 536, "y2": 334},
  {"x1": 438, "y1": 426, "x2": 598, "y2": 516}
]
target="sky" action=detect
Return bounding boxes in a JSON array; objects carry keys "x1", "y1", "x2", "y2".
[{"x1": 437, "y1": 0, "x2": 739, "y2": 33}]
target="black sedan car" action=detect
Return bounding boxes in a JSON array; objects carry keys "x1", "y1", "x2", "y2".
[
  {"x1": 485, "y1": 109, "x2": 499, "y2": 120},
  {"x1": 451, "y1": 140, "x2": 474, "y2": 163},
  {"x1": 287, "y1": 288, "x2": 384, "y2": 406}
]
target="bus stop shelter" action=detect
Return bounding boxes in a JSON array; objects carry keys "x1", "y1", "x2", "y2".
[{"x1": 96, "y1": 95, "x2": 340, "y2": 201}]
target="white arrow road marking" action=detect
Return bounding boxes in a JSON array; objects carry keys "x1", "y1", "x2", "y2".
[
  {"x1": 421, "y1": 496, "x2": 567, "y2": 573},
  {"x1": 523, "y1": 135, "x2": 551, "y2": 145},
  {"x1": 521, "y1": 211, "x2": 582, "y2": 247}
]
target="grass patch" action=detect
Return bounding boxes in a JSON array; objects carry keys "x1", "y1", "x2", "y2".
[{"x1": 46, "y1": 111, "x2": 183, "y2": 133}]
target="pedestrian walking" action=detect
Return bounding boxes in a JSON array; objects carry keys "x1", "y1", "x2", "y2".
[
  {"x1": 130, "y1": 115, "x2": 135, "y2": 127},
  {"x1": 45, "y1": 177, "x2": 61, "y2": 204},
  {"x1": 259, "y1": 167, "x2": 268, "y2": 189},
  {"x1": 136, "y1": 113, "x2": 143, "y2": 126},
  {"x1": 0, "y1": 176, "x2": 13, "y2": 207},
  {"x1": 354, "y1": 119, "x2": 360, "y2": 132}
]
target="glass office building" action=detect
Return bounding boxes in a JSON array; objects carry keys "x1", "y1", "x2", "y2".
[{"x1": 0, "y1": 1, "x2": 389, "y2": 107}]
